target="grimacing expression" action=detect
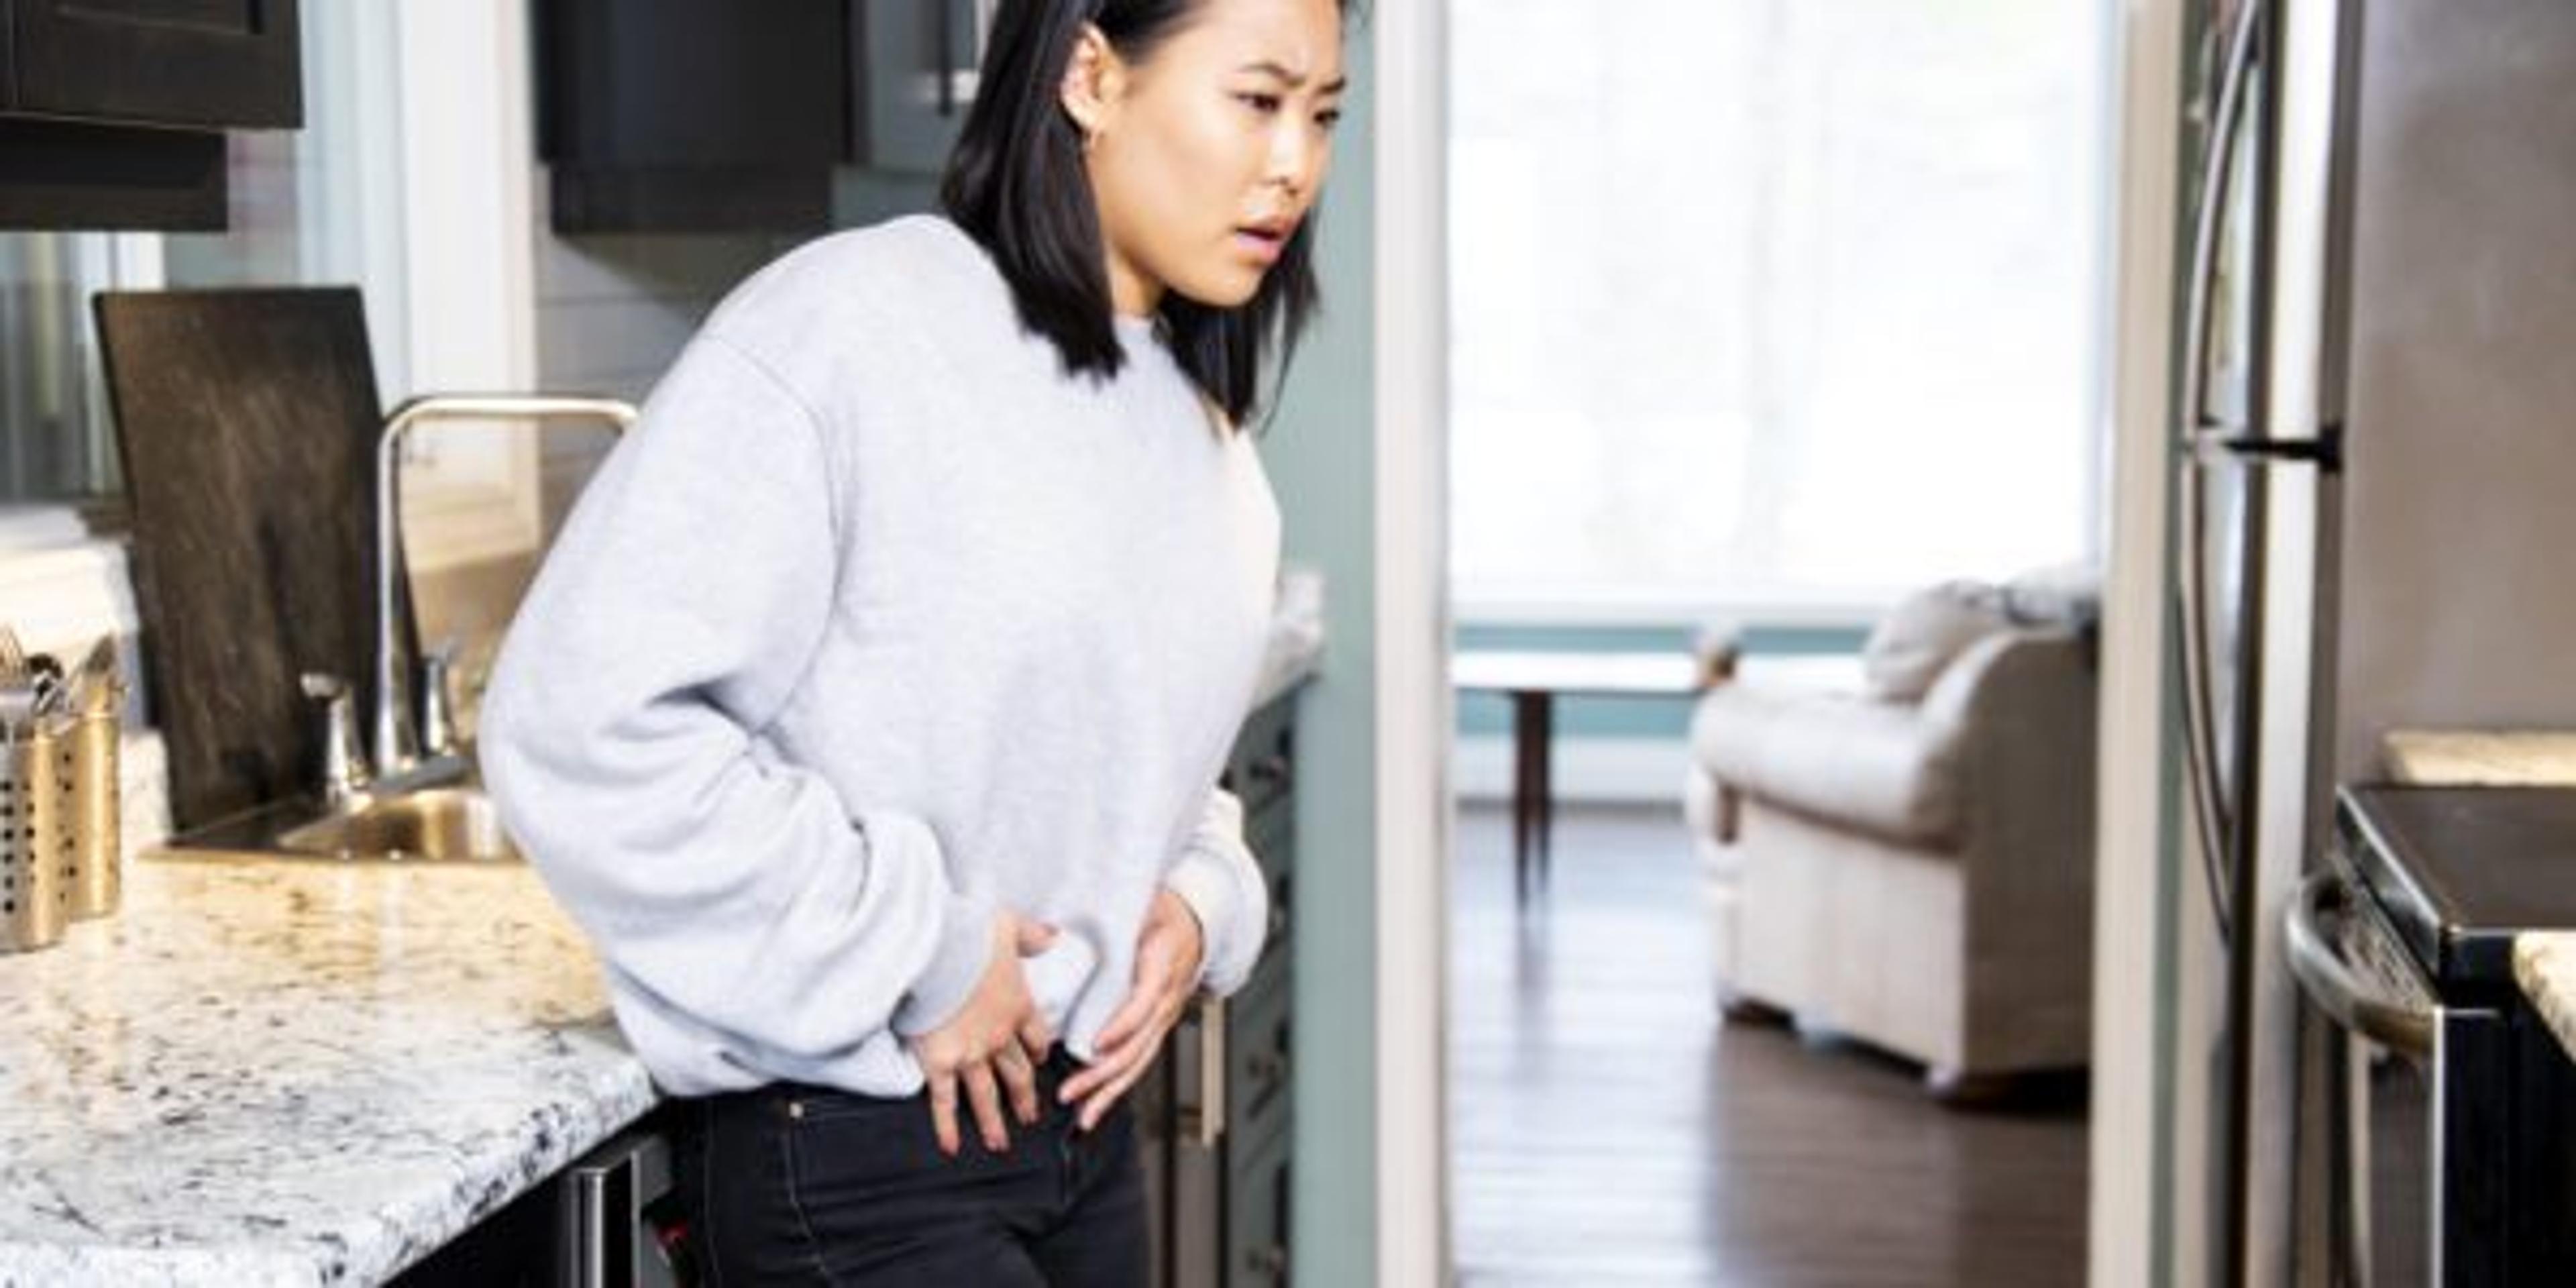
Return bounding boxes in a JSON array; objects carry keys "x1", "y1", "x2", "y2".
[{"x1": 1069, "y1": 0, "x2": 1346, "y2": 311}]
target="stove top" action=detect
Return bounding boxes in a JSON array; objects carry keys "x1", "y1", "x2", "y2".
[{"x1": 2336, "y1": 786, "x2": 2576, "y2": 994}]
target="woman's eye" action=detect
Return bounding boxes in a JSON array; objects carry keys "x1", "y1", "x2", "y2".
[
  {"x1": 1316, "y1": 108, "x2": 1343, "y2": 131},
  {"x1": 1237, "y1": 92, "x2": 1284, "y2": 114}
]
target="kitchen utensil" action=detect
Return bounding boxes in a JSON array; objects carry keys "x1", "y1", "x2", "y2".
[{"x1": 0, "y1": 625, "x2": 27, "y2": 684}]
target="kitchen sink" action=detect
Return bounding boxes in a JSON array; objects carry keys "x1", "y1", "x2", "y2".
[
  {"x1": 273, "y1": 788, "x2": 519, "y2": 863},
  {"x1": 158, "y1": 761, "x2": 524, "y2": 865}
]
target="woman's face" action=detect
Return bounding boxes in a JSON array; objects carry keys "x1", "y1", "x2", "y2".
[{"x1": 1068, "y1": 0, "x2": 1346, "y2": 315}]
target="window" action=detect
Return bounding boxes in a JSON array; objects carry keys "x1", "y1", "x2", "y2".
[
  {"x1": 1448, "y1": 0, "x2": 2114, "y2": 616},
  {"x1": 0, "y1": 3, "x2": 408, "y2": 517},
  {"x1": 0, "y1": 233, "x2": 127, "y2": 504}
]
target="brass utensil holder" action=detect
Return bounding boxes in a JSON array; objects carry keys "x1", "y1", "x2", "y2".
[
  {"x1": 67, "y1": 705, "x2": 120, "y2": 919},
  {"x1": 2, "y1": 718, "x2": 74, "y2": 953},
  {"x1": 2, "y1": 633, "x2": 124, "y2": 952}
]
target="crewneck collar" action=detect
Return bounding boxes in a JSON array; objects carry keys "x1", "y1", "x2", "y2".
[{"x1": 1113, "y1": 311, "x2": 1163, "y2": 349}]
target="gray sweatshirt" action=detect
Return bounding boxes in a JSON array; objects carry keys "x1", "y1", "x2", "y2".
[{"x1": 477, "y1": 214, "x2": 1279, "y2": 1098}]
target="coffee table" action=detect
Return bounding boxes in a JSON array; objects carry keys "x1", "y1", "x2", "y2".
[{"x1": 1451, "y1": 649, "x2": 1710, "y2": 908}]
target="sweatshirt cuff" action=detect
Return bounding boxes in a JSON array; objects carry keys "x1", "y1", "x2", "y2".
[
  {"x1": 1163, "y1": 851, "x2": 1240, "y2": 996},
  {"x1": 892, "y1": 892, "x2": 991, "y2": 1038}
]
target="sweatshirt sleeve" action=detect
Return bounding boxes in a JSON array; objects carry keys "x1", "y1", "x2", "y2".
[
  {"x1": 1161, "y1": 786, "x2": 1272, "y2": 997},
  {"x1": 476, "y1": 332, "x2": 992, "y2": 1063}
]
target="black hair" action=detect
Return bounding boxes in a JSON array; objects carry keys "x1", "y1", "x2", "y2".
[{"x1": 941, "y1": 0, "x2": 1355, "y2": 429}]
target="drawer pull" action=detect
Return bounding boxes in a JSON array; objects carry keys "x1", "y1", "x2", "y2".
[
  {"x1": 1247, "y1": 754, "x2": 1292, "y2": 792},
  {"x1": 1247, "y1": 1051, "x2": 1289, "y2": 1100}
]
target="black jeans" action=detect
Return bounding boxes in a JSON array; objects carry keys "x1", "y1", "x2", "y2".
[{"x1": 676, "y1": 1049, "x2": 1147, "y2": 1286}]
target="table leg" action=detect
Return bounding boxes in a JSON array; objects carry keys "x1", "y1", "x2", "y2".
[
  {"x1": 1511, "y1": 690, "x2": 1546, "y2": 909},
  {"x1": 1531, "y1": 693, "x2": 1555, "y2": 892}
]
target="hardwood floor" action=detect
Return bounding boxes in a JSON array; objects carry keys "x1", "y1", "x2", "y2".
[{"x1": 1446, "y1": 802, "x2": 2088, "y2": 1286}]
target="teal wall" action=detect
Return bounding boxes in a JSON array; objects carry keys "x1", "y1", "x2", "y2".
[{"x1": 1254, "y1": 21, "x2": 1379, "y2": 1285}]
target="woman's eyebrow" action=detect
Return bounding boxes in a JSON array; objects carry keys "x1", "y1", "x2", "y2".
[{"x1": 1236, "y1": 60, "x2": 1350, "y2": 94}]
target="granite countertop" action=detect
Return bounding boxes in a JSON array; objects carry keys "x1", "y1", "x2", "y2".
[
  {"x1": 0, "y1": 584, "x2": 1328, "y2": 1287},
  {"x1": 2516, "y1": 933, "x2": 2576, "y2": 1066},
  {"x1": 0, "y1": 857, "x2": 654, "y2": 1287}
]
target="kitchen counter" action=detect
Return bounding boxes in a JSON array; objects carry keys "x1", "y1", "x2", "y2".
[
  {"x1": 0, "y1": 588, "x2": 1326, "y2": 1287},
  {"x1": 2517, "y1": 932, "x2": 2576, "y2": 1065},
  {"x1": 0, "y1": 856, "x2": 653, "y2": 1287}
]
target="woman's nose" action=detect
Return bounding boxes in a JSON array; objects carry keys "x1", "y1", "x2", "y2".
[{"x1": 1266, "y1": 120, "x2": 1325, "y2": 199}]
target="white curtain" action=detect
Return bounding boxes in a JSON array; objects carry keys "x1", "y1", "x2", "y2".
[{"x1": 1448, "y1": 0, "x2": 2113, "y2": 615}]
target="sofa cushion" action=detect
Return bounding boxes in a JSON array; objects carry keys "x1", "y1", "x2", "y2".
[
  {"x1": 1859, "y1": 580, "x2": 2010, "y2": 703},
  {"x1": 1689, "y1": 682, "x2": 1964, "y2": 847}
]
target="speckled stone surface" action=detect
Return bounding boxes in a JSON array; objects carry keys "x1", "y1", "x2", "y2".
[
  {"x1": 2517, "y1": 933, "x2": 2576, "y2": 1067},
  {"x1": 2385, "y1": 730, "x2": 2576, "y2": 787},
  {"x1": 0, "y1": 855, "x2": 654, "y2": 1287},
  {"x1": 0, "y1": 595, "x2": 1323, "y2": 1287}
]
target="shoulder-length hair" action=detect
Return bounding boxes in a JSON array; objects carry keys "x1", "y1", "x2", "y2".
[{"x1": 941, "y1": 0, "x2": 1354, "y2": 429}]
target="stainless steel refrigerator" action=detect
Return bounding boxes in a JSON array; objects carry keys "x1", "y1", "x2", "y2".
[{"x1": 2165, "y1": 0, "x2": 2576, "y2": 1282}]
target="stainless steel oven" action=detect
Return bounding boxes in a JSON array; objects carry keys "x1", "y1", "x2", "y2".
[
  {"x1": 2287, "y1": 787, "x2": 2576, "y2": 1285},
  {"x1": 2288, "y1": 853, "x2": 2438, "y2": 1285}
]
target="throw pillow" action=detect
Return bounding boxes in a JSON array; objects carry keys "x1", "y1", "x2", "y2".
[{"x1": 1860, "y1": 580, "x2": 2010, "y2": 702}]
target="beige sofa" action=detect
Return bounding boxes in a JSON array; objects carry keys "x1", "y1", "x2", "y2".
[{"x1": 1685, "y1": 579, "x2": 2098, "y2": 1096}]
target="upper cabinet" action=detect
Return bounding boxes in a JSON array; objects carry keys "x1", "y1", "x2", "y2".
[
  {"x1": 0, "y1": 0, "x2": 303, "y2": 230},
  {"x1": 850, "y1": 0, "x2": 982, "y2": 176},
  {"x1": 3, "y1": 0, "x2": 302, "y2": 128},
  {"x1": 535, "y1": 0, "x2": 849, "y2": 233},
  {"x1": 535, "y1": 0, "x2": 991, "y2": 235}
]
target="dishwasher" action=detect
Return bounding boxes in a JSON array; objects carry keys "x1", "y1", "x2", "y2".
[{"x1": 561, "y1": 1122, "x2": 686, "y2": 1288}]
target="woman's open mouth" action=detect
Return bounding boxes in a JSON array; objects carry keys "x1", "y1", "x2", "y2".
[{"x1": 1234, "y1": 220, "x2": 1295, "y2": 263}]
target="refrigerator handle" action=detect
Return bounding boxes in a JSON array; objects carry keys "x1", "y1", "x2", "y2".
[
  {"x1": 2173, "y1": 0, "x2": 2266, "y2": 942},
  {"x1": 2182, "y1": 0, "x2": 2264, "y2": 439},
  {"x1": 2175, "y1": 462, "x2": 2235, "y2": 942}
]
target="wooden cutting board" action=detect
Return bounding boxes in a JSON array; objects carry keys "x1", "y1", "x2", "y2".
[{"x1": 93, "y1": 288, "x2": 390, "y2": 829}]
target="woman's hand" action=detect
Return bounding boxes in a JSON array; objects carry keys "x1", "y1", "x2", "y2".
[
  {"x1": 1059, "y1": 888, "x2": 1205, "y2": 1131},
  {"x1": 906, "y1": 911, "x2": 1059, "y2": 1157}
]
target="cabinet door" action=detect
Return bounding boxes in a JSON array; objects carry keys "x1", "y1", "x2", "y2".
[
  {"x1": 1245, "y1": 802, "x2": 1293, "y2": 952},
  {"x1": 1223, "y1": 698, "x2": 1298, "y2": 824},
  {"x1": 1134, "y1": 1045, "x2": 1179, "y2": 1288},
  {"x1": 1225, "y1": 1128, "x2": 1293, "y2": 1288},
  {"x1": 1226, "y1": 946, "x2": 1293, "y2": 1158},
  {"x1": 1170, "y1": 1001, "x2": 1226, "y2": 1288},
  {"x1": 851, "y1": 0, "x2": 979, "y2": 173},
  {"x1": 537, "y1": 0, "x2": 844, "y2": 170},
  {"x1": 5, "y1": 0, "x2": 301, "y2": 127}
]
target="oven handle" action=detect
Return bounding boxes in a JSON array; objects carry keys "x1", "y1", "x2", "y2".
[{"x1": 2285, "y1": 870, "x2": 2435, "y2": 1059}]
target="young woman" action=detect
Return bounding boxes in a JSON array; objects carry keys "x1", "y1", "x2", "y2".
[{"x1": 477, "y1": 0, "x2": 1348, "y2": 1281}]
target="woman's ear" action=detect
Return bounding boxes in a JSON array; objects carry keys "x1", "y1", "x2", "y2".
[{"x1": 1059, "y1": 22, "x2": 1124, "y2": 144}]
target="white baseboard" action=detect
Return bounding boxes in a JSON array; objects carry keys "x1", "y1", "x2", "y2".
[{"x1": 1450, "y1": 733, "x2": 1690, "y2": 806}]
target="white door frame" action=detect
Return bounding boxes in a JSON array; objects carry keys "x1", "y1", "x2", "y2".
[
  {"x1": 386, "y1": 0, "x2": 548, "y2": 575},
  {"x1": 1373, "y1": 0, "x2": 1450, "y2": 1283},
  {"x1": 2092, "y1": 0, "x2": 2186, "y2": 1282}
]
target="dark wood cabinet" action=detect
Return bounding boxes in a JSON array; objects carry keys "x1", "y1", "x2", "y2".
[
  {"x1": 848, "y1": 0, "x2": 977, "y2": 174},
  {"x1": 0, "y1": 0, "x2": 301, "y2": 229},
  {"x1": 1, "y1": 0, "x2": 301, "y2": 127},
  {"x1": 1140, "y1": 688, "x2": 1303, "y2": 1288},
  {"x1": 535, "y1": 0, "x2": 848, "y2": 233}
]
